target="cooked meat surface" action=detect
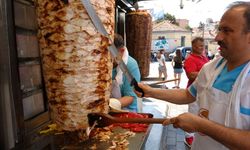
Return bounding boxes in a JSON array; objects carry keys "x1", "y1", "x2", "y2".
[{"x1": 36, "y1": 0, "x2": 115, "y2": 131}]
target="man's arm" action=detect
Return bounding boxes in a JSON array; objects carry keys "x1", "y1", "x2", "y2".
[
  {"x1": 164, "y1": 113, "x2": 250, "y2": 149},
  {"x1": 119, "y1": 96, "x2": 133, "y2": 107},
  {"x1": 136, "y1": 83, "x2": 195, "y2": 104},
  {"x1": 199, "y1": 117, "x2": 250, "y2": 149}
]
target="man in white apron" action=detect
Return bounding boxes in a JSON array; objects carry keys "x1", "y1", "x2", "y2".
[
  {"x1": 135, "y1": 2, "x2": 250, "y2": 149},
  {"x1": 110, "y1": 34, "x2": 141, "y2": 112}
]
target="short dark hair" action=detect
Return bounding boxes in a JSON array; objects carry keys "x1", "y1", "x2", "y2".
[
  {"x1": 114, "y1": 34, "x2": 124, "y2": 49},
  {"x1": 159, "y1": 49, "x2": 165, "y2": 53},
  {"x1": 227, "y1": 1, "x2": 250, "y2": 33},
  {"x1": 192, "y1": 37, "x2": 204, "y2": 45}
]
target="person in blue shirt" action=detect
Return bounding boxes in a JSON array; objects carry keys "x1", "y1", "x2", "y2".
[{"x1": 111, "y1": 34, "x2": 141, "y2": 112}]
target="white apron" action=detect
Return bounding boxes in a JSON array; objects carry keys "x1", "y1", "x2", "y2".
[
  {"x1": 111, "y1": 80, "x2": 121, "y2": 99},
  {"x1": 111, "y1": 48, "x2": 129, "y2": 99},
  {"x1": 191, "y1": 59, "x2": 250, "y2": 150}
]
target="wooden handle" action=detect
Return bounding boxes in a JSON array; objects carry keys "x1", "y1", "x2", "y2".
[
  {"x1": 149, "y1": 78, "x2": 180, "y2": 86},
  {"x1": 114, "y1": 117, "x2": 166, "y2": 124}
]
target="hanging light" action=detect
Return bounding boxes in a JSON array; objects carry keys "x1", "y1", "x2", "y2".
[{"x1": 180, "y1": 0, "x2": 184, "y2": 9}]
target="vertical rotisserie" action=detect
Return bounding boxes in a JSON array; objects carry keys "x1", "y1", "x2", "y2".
[
  {"x1": 35, "y1": 0, "x2": 115, "y2": 131},
  {"x1": 126, "y1": 10, "x2": 152, "y2": 78}
]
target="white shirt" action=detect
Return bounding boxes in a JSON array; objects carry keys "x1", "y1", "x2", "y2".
[
  {"x1": 188, "y1": 57, "x2": 250, "y2": 150},
  {"x1": 157, "y1": 54, "x2": 165, "y2": 66}
]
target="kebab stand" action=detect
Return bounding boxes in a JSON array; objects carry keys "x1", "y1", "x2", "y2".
[{"x1": 0, "y1": 0, "x2": 165, "y2": 149}]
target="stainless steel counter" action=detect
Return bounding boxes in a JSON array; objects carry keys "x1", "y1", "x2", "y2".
[{"x1": 142, "y1": 98, "x2": 167, "y2": 150}]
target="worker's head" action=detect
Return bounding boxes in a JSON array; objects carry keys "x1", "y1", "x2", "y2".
[
  {"x1": 191, "y1": 37, "x2": 204, "y2": 55},
  {"x1": 215, "y1": 1, "x2": 250, "y2": 61},
  {"x1": 113, "y1": 34, "x2": 126, "y2": 68},
  {"x1": 114, "y1": 33, "x2": 125, "y2": 53},
  {"x1": 227, "y1": 1, "x2": 250, "y2": 33}
]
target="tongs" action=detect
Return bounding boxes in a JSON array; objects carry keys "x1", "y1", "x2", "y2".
[{"x1": 88, "y1": 113, "x2": 166, "y2": 127}]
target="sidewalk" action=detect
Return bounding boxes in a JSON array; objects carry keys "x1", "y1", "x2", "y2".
[
  {"x1": 146, "y1": 61, "x2": 188, "y2": 89},
  {"x1": 143, "y1": 62, "x2": 189, "y2": 150},
  {"x1": 144, "y1": 62, "x2": 188, "y2": 118}
]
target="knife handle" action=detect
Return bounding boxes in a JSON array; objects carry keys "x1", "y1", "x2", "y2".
[{"x1": 131, "y1": 79, "x2": 144, "y2": 97}]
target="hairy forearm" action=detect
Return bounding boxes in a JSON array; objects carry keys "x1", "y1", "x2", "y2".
[
  {"x1": 197, "y1": 118, "x2": 250, "y2": 149},
  {"x1": 148, "y1": 88, "x2": 194, "y2": 104}
]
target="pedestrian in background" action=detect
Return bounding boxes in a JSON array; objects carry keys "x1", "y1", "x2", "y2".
[
  {"x1": 183, "y1": 37, "x2": 209, "y2": 147},
  {"x1": 171, "y1": 49, "x2": 183, "y2": 88},
  {"x1": 184, "y1": 37, "x2": 209, "y2": 88},
  {"x1": 157, "y1": 49, "x2": 168, "y2": 81}
]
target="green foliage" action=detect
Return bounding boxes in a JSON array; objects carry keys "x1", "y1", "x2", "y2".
[
  {"x1": 155, "y1": 13, "x2": 178, "y2": 25},
  {"x1": 164, "y1": 13, "x2": 177, "y2": 24},
  {"x1": 185, "y1": 25, "x2": 192, "y2": 31}
]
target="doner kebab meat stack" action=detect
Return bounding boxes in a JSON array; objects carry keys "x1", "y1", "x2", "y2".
[{"x1": 35, "y1": 0, "x2": 115, "y2": 131}]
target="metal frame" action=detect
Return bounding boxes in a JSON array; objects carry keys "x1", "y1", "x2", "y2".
[
  {"x1": 0, "y1": 0, "x2": 51, "y2": 149},
  {"x1": 0, "y1": 0, "x2": 21, "y2": 149}
]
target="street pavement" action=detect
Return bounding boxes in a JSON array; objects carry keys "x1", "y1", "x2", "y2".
[
  {"x1": 143, "y1": 61, "x2": 189, "y2": 150},
  {"x1": 145, "y1": 61, "x2": 188, "y2": 118},
  {"x1": 147, "y1": 61, "x2": 188, "y2": 89}
]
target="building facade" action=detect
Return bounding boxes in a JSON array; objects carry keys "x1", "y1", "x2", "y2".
[{"x1": 152, "y1": 20, "x2": 192, "y2": 53}]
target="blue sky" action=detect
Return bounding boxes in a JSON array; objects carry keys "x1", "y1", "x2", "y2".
[{"x1": 139, "y1": 0, "x2": 249, "y2": 27}]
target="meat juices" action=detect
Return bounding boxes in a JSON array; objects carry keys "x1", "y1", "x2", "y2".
[{"x1": 36, "y1": 0, "x2": 115, "y2": 131}]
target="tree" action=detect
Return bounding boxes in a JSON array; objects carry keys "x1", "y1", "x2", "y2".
[
  {"x1": 198, "y1": 22, "x2": 205, "y2": 38},
  {"x1": 185, "y1": 25, "x2": 192, "y2": 31},
  {"x1": 164, "y1": 13, "x2": 177, "y2": 24},
  {"x1": 155, "y1": 13, "x2": 178, "y2": 25}
]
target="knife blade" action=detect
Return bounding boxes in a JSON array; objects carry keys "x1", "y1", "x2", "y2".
[{"x1": 81, "y1": 0, "x2": 144, "y2": 96}]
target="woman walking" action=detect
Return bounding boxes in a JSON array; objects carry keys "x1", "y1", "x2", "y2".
[{"x1": 172, "y1": 49, "x2": 183, "y2": 88}]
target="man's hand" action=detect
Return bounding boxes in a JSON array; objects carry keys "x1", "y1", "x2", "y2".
[
  {"x1": 134, "y1": 83, "x2": 153, "y2": 98},
  {"x1": 164, "y1": 112, "x2": 250, "y2": 149},
  {"x1": 163, "y1": 113, "x2": 202, "y2": 133}
]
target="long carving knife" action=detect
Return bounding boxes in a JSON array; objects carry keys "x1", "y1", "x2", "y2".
[{"x1": 81, "y1": 0, "x2": 144, "y2": 96}]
